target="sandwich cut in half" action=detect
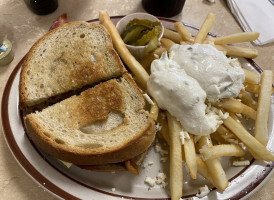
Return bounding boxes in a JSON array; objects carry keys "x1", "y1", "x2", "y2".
[
  {"x1": 24, "y1": 74, "x2": 155, "y2": 165},
  {"x1": 19, "y1": 21, "x2": 156, "y2": 170}
]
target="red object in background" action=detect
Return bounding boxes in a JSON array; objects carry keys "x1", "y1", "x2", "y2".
[
  {"x1": 49, "y1": 13, "x2": 68, "y2": 31},
  {"x1": 142, "y1": 0, "x2": 186, "y2": 18}
]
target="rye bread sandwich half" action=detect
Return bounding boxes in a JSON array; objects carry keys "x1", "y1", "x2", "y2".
[
  {"x1": 24, "y1": 73, "x2": 155, "y2": 165},
  {"x1": 19, "y1": 21, "x2": 126, "y2": 109},
  {"x1": 19, "y1": 21, "x2": 156, "y2": 169}
]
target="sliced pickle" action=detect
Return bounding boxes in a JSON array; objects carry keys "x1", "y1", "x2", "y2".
[
  {"x1": 134, "y1": 26, "x2": 162, "y2": 46},
  {"x1": 126, "y1": 18, "x2": 161, "y2": 29},
  {"x1": 123, "y1": 26, "x2": 147, "y2": 44},
  {"x1": 121, "y1": 18, "x2": 162, "y2": 47},
  {"x1": 144, "y1": 36, "x2": 159, "y2": 55}
]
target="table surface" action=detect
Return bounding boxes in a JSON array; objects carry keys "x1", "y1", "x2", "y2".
[{"x1": 0, "y1": 0, "x2": 273, "y2": 199}]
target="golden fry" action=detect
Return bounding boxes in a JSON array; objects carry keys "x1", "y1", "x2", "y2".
[
  {"x1": 157, "y1": 112, "x2": 170, "y2": 145},
  {"x1": 140, "y1": 47, "x2": 166, "y2": 70},
  {"x1": 223, "y1": 116, "x2": 274, "y2": 161},
  {"x1": 254, "y1": 70, "x2": 273, "y2": 146},
  {"x1": 217, "y1": 125, "x2": 238, "y2": 143},
  {"x1": 99, "y1": 11, "x2": 149, "y2": 88},
  {"x1": 174, "y1": 22, "x2": 192, "y2": 42},
  {"x1": 213, "y1": 32, "x2": 260, "y2": 45},
  {"x1": 196, "y1": 155, "x2": 214, "y2": 185},
  {"x1": 242, "y1": 68, "x2": 260, "y2": 84},
  {"x1": 163, "y1": 28, "x2": 182, "y2": 43},
  {"x1": 243, "y1": 82, "x2": 260, "y2": 94},
  {"x1": 150, "y1": 101, "x2": 159, "y2": 121},
  {"x1": 167, "y1": 113, "x2": 183, "y2": 200},
  {"x1": 161, "y1": 38, "x2": 175, "y2": 51},
  {"x1": 239, "y1": 90, "x2": 257, "y2": 110},
  {"x1": 194, "y1": 13, "x2": 215, "y2": 44},
  {"x1": 199, "y1": 144, "x2": 245, "y2": 160},
  {"x1": 184, "y1": 134, "x2": 197, "y2": 179},
  {"x1": 215, "y1": 44, "x2": 258, "y2": 59},
  {"x1": 212, "y1": 98, "x2": 256, "y2": 120},
  {"x1": 198, "y1": 136, "x2": 228, "y2": 190}
]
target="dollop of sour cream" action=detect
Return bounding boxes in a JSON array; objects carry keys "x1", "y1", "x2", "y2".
[{"x1": 147, "y1": 44, "x2": 245, "y2": 135}]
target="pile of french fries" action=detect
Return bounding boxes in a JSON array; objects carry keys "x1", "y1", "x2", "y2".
[{"x1": 99, "y1": 11, "x2": 274, "y2": 199}]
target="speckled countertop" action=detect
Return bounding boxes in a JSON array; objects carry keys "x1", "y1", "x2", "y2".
[{"x1": 0, "y1": 0, "x2": 273, "y2": 199}]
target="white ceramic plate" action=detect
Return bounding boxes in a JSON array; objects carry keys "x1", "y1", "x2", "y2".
[{"x1": 1, "y1": 16, "x2": 274, "y2": 200}]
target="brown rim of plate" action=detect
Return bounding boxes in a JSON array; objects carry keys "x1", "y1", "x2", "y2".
[{"x1": 1, "y1": 16, "x2": 272, "y2": 200}]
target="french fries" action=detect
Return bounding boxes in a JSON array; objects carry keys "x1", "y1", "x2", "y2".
[
  {"x1": 195, "y1": 155, "x2": 214, "y2": 185},
  {"x1": 99, "y1": 11, "x2": 149, "y2": 88},
  {"x1": 160, "y1": 38, "x2": 175, "y2": 51},
  {"x1": 243, "y1": 82, "x2": 260, "y2": 94},
  {"x1": 239, "y1": 90, "x2": 257, "y2": 110},
  {"x1": 174, "y1": 22, "x2": 192, "y2": 42},
  {"x1": 212, "y1": 98, "x2": 257, "y2": 120},
  {"x1": 157, "y1": 112, "x2": 170, "y2": 145},
  {"x1": 197, "y1": 136, "x2": 228, "y2": 190},
  {"x1": 163, "y1": 28, "x2": 182, "y2": 43},
  {"x1": 199, "y1": 144, "x2": 245, "y2": 160},
  {"x1": 254, "y1": 70, "x2": 273, "y2": 146},
  {"x1": 216, "y1": 125, "x2": 239, "y2": 143},
  {"x1": 213, "y1": 32, "x2": 260, "y2": 45},
  {"x1": 194, "y1": 13, "x2": 215, "y2": 44},
  {"x1": 215, "y1": 44, "x2": 258, "y2": 59},
  {"x1": 223, "y1": 116, "x2": 274, "y2": 161},
  {"x1": 184, "y1": 134, "x2": 197, "y2": 179},
  {"x1": 167, "y1": 113, "x2": 183, "y2": 200},
  {"x1": 150, "y1": 101, "x2": 159, "y2": 121},
  {"x1": 99, "y1": 11, "x2": 273, "y2": 199},
  {"x1": 242, "y1": 68, "x2": 260, "y2": 84},
  {"x1": 140, "y1": 47, "x2": 166, "y2": 70}
]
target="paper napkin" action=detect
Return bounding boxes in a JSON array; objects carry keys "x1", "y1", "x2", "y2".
[{"x1": 227, "y1": 0, "x2": 274, "y2": 45}]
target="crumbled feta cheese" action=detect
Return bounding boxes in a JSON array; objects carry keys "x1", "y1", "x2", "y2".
[
  {"x1": 145, "y1": 173, "x2": 167, "y2": 189},
  {"x1": 161, "y1": 157, "x2": 168, "y2": 163},
  {"x1": 111, "y1": 188, "x2": 116, "y2": 192},
  {"x1": 154, "y1": 54, "x2": 159, "y2": 59},
  {"x1": 180, "y1": 131, "x2": 185, "y2": 145},
  {"x1": 155, "y1": 122, "x2": 162, "y2": 132},
  {"x1": 156, "y1": 172, "x2": 168, "y2": 188},
  {"x1": 196, "y1": 185, "x2": 210, "y2": 198},
  {"x1": 227, "y1": 138, "x2": 240, "y2": 144},
  {"x1": 179, "y1": 130, "x2": 190, "y2": 145},
  {"x1": 143, "y1": 93, "x2": 154, "y2": 105},
  {"x1": 236, "y1": 113, "x2": 242, "y2": 118},
  {"x1": 155, "y1": 139, "x2": 168, "y2": 156},
  {"x1": 218, "y1": 110, "x2": 229, "y2": 119},
  {"x1": 144, "y1": 177, "x2": 156, "y2": 187},
  {"x1": 233, "y1": 160, "x2": 250, "y2": 166},
  {"x1": 148, "y1": 161, "x2": 154, "y2": 166}
]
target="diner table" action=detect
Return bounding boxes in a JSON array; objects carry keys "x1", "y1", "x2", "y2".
[{"x1": 0, "y1": 0, "x2": 273, "y2": 199}]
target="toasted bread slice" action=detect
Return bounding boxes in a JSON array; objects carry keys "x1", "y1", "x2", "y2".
[
  {"x1": 19, "y1": 21, "x2": 126, "y2": 109},
  {"x1": 24, "y1": 73, "x2": 156, "y2": 165}
]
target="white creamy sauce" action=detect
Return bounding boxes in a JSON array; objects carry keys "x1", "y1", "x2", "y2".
[
  {"x1": 169, "y1": 44, "x2": 245, "y2": 101},
  {"x1": 147, "y1": 44, "x2": 245, "y2": 136}
]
